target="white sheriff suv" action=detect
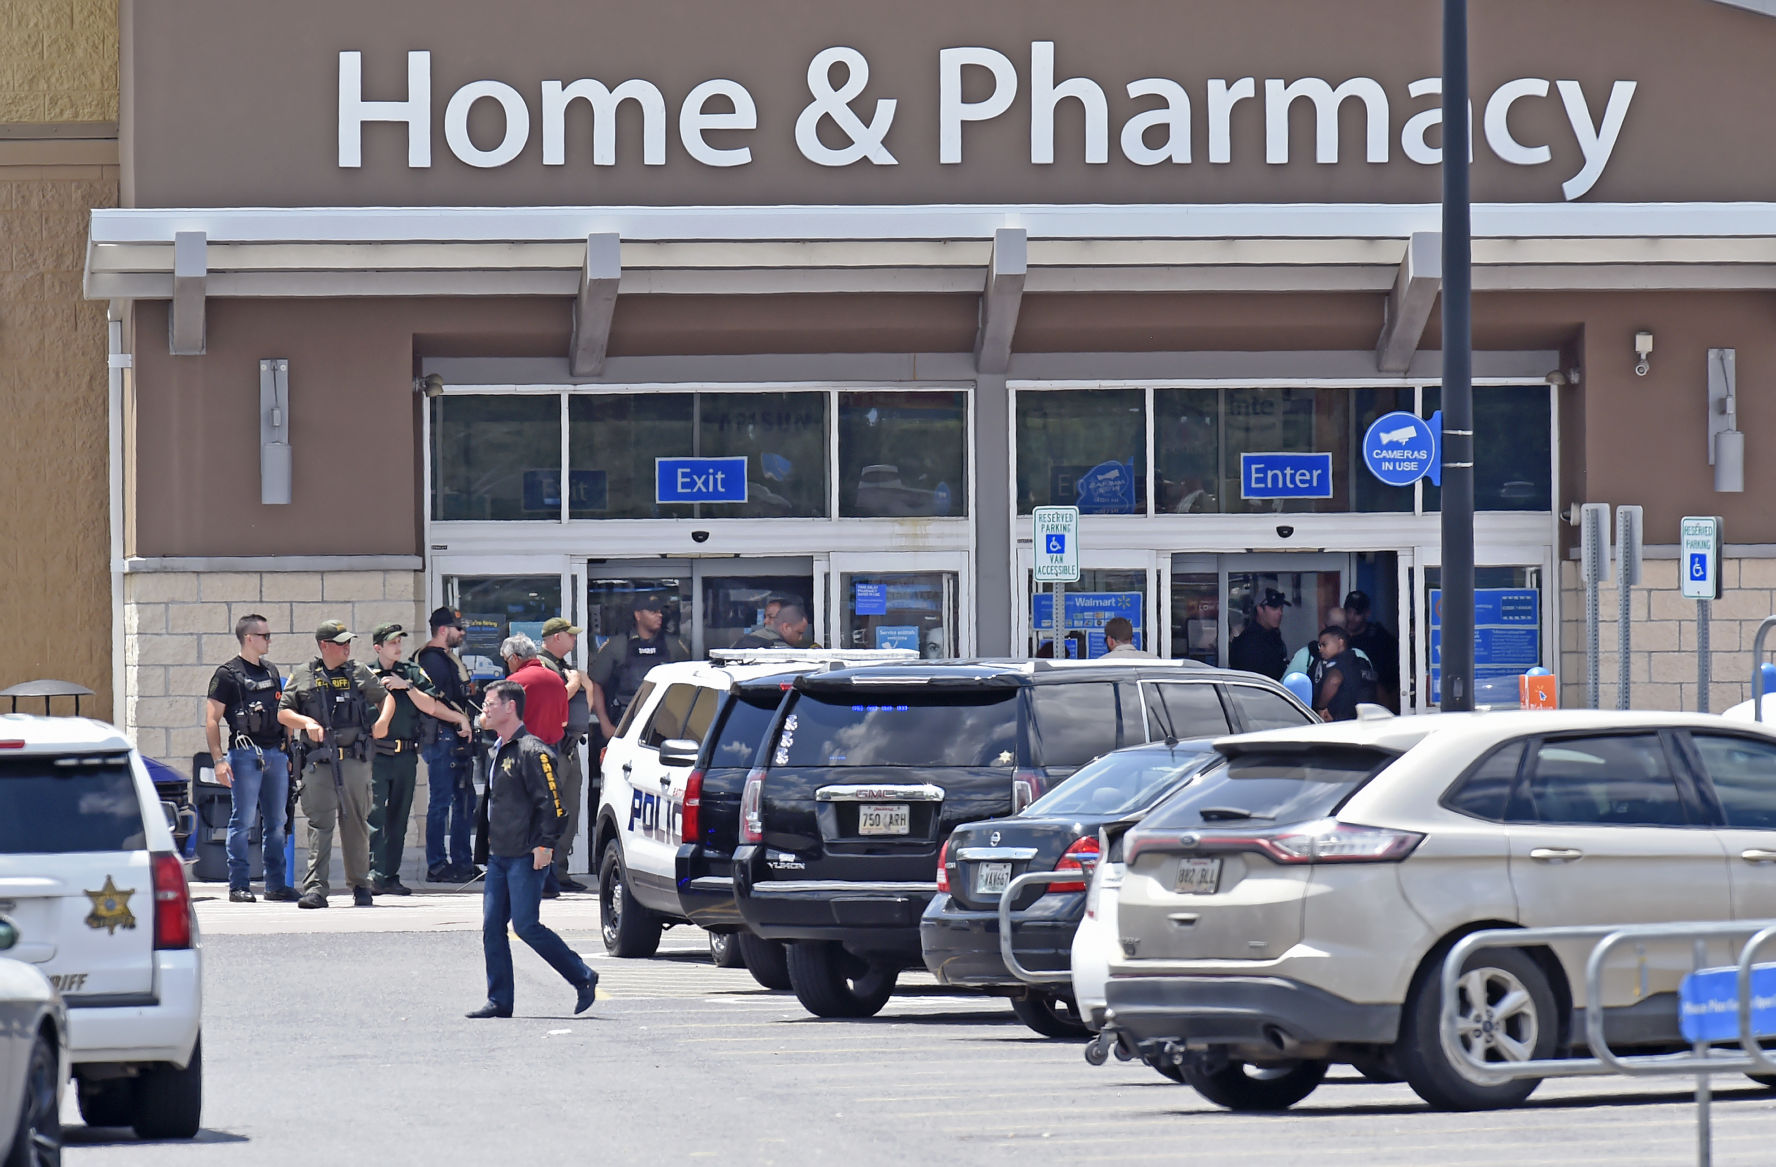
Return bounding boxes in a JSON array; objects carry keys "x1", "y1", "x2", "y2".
[{"x1": 0, "y1": 716, "x2": 202, "y2": 1139}]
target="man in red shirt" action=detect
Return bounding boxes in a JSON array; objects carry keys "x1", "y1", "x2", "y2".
[{"x1": 500, "y1": 634, "x2": 568, "y2": 745}]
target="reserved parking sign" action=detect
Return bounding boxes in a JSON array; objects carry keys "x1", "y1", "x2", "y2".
[{"x1": 1680, "y1": 516, "x2": 1723, "y2": 601}]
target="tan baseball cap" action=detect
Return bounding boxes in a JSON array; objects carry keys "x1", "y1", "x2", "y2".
[
  {"x1": 315, "y1": 620, "x2": 355, "y2": 644},
  {"x1": 540, "y1": 617, "x2": 581, "y2": 637}
]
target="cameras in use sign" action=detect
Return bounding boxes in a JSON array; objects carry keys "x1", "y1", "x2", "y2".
[
  {"x1": 1033, "y1": 506, "x2": 1080, "y2": 583},
  {"x1": 1680, "y1": 516, "x2": 1723, "y2": 601}
]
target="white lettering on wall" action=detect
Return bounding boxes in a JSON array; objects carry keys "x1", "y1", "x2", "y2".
[
  {"x1": 541, "y1": 79, "x2": 667, "y2": 166},
  {"x1": 1557, "y1": 80, "x2": 1637, "y2": 200},
  {"x1": 939, "y1": 47, "x2": 1017, "y2": 165},
  {"x1": 1121, "y1": 79, "x2": 1191, "y2": 165},
  {"x1": 796, "y1": 46, "x2": 897, "y2": 166},
  {"x1": 338, "y1": 50, "x2": 430, "y2": 167},
  {"x1": 1485, "y1": 78, "x2": 1552, "y2": 166},
  {"x1": 1030, "y1": 41, "x2": 1107, "y2": 165},
  {"x1": 1399, "y1": 78, "x2": 1473, "y2": 165},
  {"x1": 444, "y1": 80, "x2": 529, "y2": 168},
  {"x1": 1206, "y1": 78, "x2": 1255, "y2": 164},
  {"x1": 1265, "y1": 77, "x2": 1390, "y2": 164},
  {"x1": 679, "y1": 80, "x2": 756, "y2": 167}
]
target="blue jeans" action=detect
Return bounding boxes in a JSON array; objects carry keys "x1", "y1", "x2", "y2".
[
  {"x1": 481, "y1": 854, "x2": 593, "y2": 1011},
  {"x1": 423, "y1": 740, "x2": 474, "y2": 872},
  {"x1": 226, "y1": 746, "x2": 290, "y2": 891}
]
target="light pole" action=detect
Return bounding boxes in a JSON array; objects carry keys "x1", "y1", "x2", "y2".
[{"x1": 1440, "y1": 0, "x2": 1476, "y2": 711}]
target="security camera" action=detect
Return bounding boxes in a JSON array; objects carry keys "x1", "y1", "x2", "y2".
[
  {"x1": 1633, "y1": 331, "x2": 1653, "y2": 377},
  {"x1": 413, "y1": 373, "x2": 445, "y2": 398},
  {"x1": 690, "y1": 530, "x2": 711, "y2": 544},
  {"x1": 1634, "y1": 360, "x2": 1650, "y2": 377},
  {"x1": 1276, "y1": 525, "x2": 1294, "y2": 539}
]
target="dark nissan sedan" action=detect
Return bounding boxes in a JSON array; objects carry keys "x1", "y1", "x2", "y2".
[{"x1": 921, "y1": 740, "x2": 1226, "y2": 1037}]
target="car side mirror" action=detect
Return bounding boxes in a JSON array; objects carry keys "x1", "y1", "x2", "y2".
[
  {"x1": 161, "y1": 800, "x2": 180, "y2": 831},
  {"x1": 658, "y1": 739, "x2": 700, "y2": 768},
  {"x1": 0, "y1": 915, "x2": 17, "y2": 952}
]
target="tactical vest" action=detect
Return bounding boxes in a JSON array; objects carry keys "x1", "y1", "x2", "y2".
[
  {"x1": 543, "y1": 650, "x2": 592, "y2": 737},
  {"x1": 308, "y1": 661, "x2": 372, "y2": 742},
  {"x1": 609, "y1": 634, "x2": 665, "y2": 714},
  {"x1": 221, "y1": 658, "x2": 282, "y2": 743},
  {"x1": 413, "y1": 644, "x2": 470, "y2": 748}
]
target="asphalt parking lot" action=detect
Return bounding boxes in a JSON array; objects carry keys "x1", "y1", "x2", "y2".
[{"x1": 59, "y1": 885, "x2": 1776, "y2": 1167}]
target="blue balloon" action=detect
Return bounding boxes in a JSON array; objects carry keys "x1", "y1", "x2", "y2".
[
  {"x1": 1282, "y1": 671, "x2": 1314, "y2": 707},
  {"x1": 1525, "y1": 667, "x2": 1552, "y2": 677},
  {"x1": 1761, "y1": 663, "x2": 1776, "y2": 693}
]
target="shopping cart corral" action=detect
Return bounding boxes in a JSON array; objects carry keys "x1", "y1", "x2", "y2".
[{"x1": 1443, "y1": 921, "x2": 1776, "y2": 1166}]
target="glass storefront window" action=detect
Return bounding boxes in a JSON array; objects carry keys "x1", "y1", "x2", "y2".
[
  {"x1": 1016, "y1": 389, "x2": 1147, "y2": 515},
  {"x1": 431, "y1": 396, "x2": 562, "y2": 521},
  {"x1": 1027, "y1": 568, "x2": 1148, "y2": 658},
  {"x1": 1421, "y1": 387, "x2": 1552, "y2": 512},
  {"x1": 445, "y1": 575, "x2": 563, "y2": 681},
  {"x1": 838, "y1": 391, "x2": 967, "y2": 517},
  {"x1": 586, "y1": 575, "x2": 691, "y2": 653},
  {"x1": 703, "y1": 574, "x2": 816, "y2": 652},
  {"x1": 839, "y1": 572, "x2": 958, "y2": 657},
  {"x1": 697, "y1": 391, "x2": 829, "y2": 518},
  {"x1": 1421, "y1": 565, "x2": 1545, "y2": 708},
  {"x1": 568, "y1": 394, "x2": 694, "y2": 519}
]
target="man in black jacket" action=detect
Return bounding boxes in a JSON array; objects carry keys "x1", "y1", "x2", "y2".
[{"x1": 466, "y1": 680, "x2": 599, "y2": 1019}]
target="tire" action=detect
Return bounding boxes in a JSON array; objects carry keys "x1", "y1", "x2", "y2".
[
  {"x1": 130, "y1": 1036, "x2": 203, "y2": 1140},
  {"x1": 598, "y1": 842, "x2": 662, "y2": 958},
  {"x1": 4, "y1": 1030, "x2": 60, "y2": 1167},
  {"x1": 1182, "y1": 1056, "x2": 1328, "y2": 1111},
  {"x1": 785, "y1": 941, "x2": 899, "y2": 1018},
  {"x1": 708, "y1": 931, "x2": 746, "y2": 968},
  {"x1": 1395, "y1": 945, "x2": 1556, "y2": 1111},
  {"x1": 1748, "y1": 1073, "x2": 1776, "y2": 1088},
  {"x1": 75, "y1": 1076, "x2": 132, "y2": 1127},
  {"x1": 1348, "y1": 1052, "x2": 1403, "y2": 1085},
  {"x1": 739, "y1": 932, "x2": 793, "y2": 991},
  {"x1": 1149, "y1": 1057, "x2": 1186, "y2": 1084},
  {"x1": 1010, "y1": 992, "x2": 1092, "y2": 1039}
]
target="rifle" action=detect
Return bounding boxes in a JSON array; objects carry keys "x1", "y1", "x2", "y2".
[{"x1": 310, "y1": 663, "x2": 350, "y2": 815}]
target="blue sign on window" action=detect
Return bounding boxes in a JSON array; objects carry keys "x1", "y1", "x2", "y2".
[
  {"x1": 1240, "y1": 453, "x2": 1334, "y2": 499},
  {"x1": 874, "y1": 625, "x2": 921, "y2": 651},
  {"x1": 655, "y1": 457, "x2": 749, "y2": 504},
  {"x1": 854, "y1": 582, "x2": 888, "y2": 616},
  {"x1": 1429, "y1": 587, "x2": 1542, "y2": 702},
  {"x1": 1361, "y1": 411, "x2": 1442, "y2": 488}
]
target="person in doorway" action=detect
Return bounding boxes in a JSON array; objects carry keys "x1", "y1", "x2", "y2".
[
  {"x1": 1227, "y1": 590, "x2": 1289, "y2": 680},
  {"x1": 415, "y1": 607, "x2": 480, "y2": 884},
  {"x1": 1287, "y1": 607, "x2": 1351, "y2": 677},
  {"x1": 538, "y1": 616, "x2": 590, "y2": 894},
  {"x1": 732, "y1": 601, "x2": 810, "y2": 650},
  {"x1": 204, "y1": 613, "x2": 298, "y2": 903},
  {"x1": 502, "y1": 634, "x2": 568, "y2": 748},
  {"x1": 1310, "y1": 626, "x2": 1378, "y2": 722},
  {"x1": 367, "y1": 623, "x2": 472, "y2": 896},
  {"x1": 588, "y1": 594, "x2": 692, "y2": 740},
  {"x1": 1341, "y1": 590, "x2": 1401, "y2": 713},
  {"x1": 465, "y1": 680, "x2": 599, "y2": 1020},
  {"x1": 1102, "y1": 616, "x2": 1153, "y2": 658},
  {"x1": 738, "y1": 593, "x2": 788, "y2": 645},
  {"x1": 277, "y1": 621, "x2": 392, "y2": 909}
]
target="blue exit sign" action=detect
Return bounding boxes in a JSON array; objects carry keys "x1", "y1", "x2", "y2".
[
  {"x1": 1240, "y1": 452, "x2": 1333, "y2": 499},
  {"x1": 656, "y1": 457, "x2": 748, "y2": 504}
]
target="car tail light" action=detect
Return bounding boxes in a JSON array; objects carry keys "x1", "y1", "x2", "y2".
[
  {"x1": 1181, "y1": 820, "x2": 1424, "y2": 865},
  {"x1": 1048, "y1": 835, "x2": 1101, "y2": 894},
  {"x1": 681, "y1": 769, "x2": 704, "y2": 845},
  {"x1": 1012, "y1": 768, "x2": 1043, "y2": 813},
  {"x1": 0, "y1": 740, "x2": 24, "y2": 749},
  {"x1": 936, "y1": 838, "x2": 951, "y2": 893},
  {"x1": 739, "y1": 768, "x2": 765, "y2": 844},
  {"x1": 150, "y1": 851, "x2": 192, "y2": 950}
]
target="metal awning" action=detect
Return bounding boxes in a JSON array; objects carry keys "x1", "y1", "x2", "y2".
[{"x1": 83, "y1": 201, "x2": 1776, "y2": 301}]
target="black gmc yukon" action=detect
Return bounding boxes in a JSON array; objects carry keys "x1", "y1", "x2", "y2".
[{"x1": 732, "y1": 659, "x2": 1312, "y2": 1017}]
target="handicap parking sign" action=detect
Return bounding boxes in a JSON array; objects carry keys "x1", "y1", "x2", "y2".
[
  {"x1": 1690, "y1": 553, "x2": 1708, "y2": 581},
  {"x1": 1045, "y1": 534, "x2": 1066, "y2": 555}
]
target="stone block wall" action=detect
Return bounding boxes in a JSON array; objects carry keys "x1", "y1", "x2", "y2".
[
  {"x1": 0, "y1": 0, "x2": 117, "y2": 122},
  {"x1": 1557, "y1": 557, "x2": 1774, "y2": 712}
]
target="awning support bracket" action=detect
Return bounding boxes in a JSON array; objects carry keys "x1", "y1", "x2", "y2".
[
  {"x1": 569, "y1": 233, "x2": 621, "y2": 377},
  {"x1": 1375, "y1": 230, "x2": 1442, "y2": 374},
  {"x1": 974, "y1": 227, "x2": 1027, "y2": 376},
  {"x1": 170, "y1": 230, "x2": 206, "y2": 356}
]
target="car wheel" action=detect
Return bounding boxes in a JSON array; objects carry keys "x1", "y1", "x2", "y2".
[
  {"x1": 785, "y1": 941, "x2": 899, "y2": 1018},
  {"x1": 4, "y1": 1030, "x2": 60, "y2": 1167},
  {"x1": 1395, "y1": 946, "x2": 1556, "y2": 1111},
  {"x1": 708, "y1": 931, "x2": 746, "y2": 968},
  {"x1": 1146, "y1": 1056, "x2": 1186, "y2": 1084},
  {"x1": 1182, "y1": 1056, "x2": 1328, "y2": 1111},
  {"x1": 1348, "y1": 1052, "x2": 1403, "y2": 1084},
  {"x1": 130, "y1": 1036, "x2": 203, "y2": 1140},
  {"x1": 598, "y1": 842, "x2": 662, "y2": 958},
  {"x1": 1010, "y1": 992, "x2": 1092, "y2": 1038},
  {"x1": 738, "y1": 932, "x2": 793, "y2": 991},
  {"x1": 75, "y1": 1076, "x2": 132, "y2": 1128}
]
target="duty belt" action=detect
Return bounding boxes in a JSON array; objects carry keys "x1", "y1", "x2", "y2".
[{"x1": 374, "y1": 737, "x2": 419, "y2": 756}]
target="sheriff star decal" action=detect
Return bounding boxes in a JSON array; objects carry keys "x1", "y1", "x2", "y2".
[
  {"x1": 84, "y1": 876, "x2": 137, "y2": 934},
  {"x1": 501, "y1": 757, "x2": 515, "y2": 775}
]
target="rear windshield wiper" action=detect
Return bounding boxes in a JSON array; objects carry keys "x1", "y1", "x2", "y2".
[{"x1": 1195, "y1": 807, "x2": 1274, "y2": 822}]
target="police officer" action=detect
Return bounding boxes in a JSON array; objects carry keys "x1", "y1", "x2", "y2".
[
  {"x1": 1227, "y1": 589, "x2": 1290, "y2": 680},
  {"x1": 367, "y1": 623, "x2": 472, "y2": 896},
  {"x1": 731, "y1": 601, "x2": 809, "y2": 649},
  {"x1": 1341, "y1": 590, "x2": 1401, "y2": 713},
  {"x1": 415, "y1": 607, "x2": 480, "y2": 883},
  {"x1": 588, "y1": 594, "x2": 691, "y2": 740},
  {"x1": 538, "y1": 616, "x2": 590, "y2": 894},
  {"x1": 277, "y1": 620, "x2": 392, "y2": 909},
  {"x1": 1310, "y1": 625, "x2": 1378, "y2": 722},
  {"x1": 203, "y1": 613, "x2": 298, "y2": 904},
  {"x1": 466, "y1": 679, "x2": 599, "y2": 1020}
]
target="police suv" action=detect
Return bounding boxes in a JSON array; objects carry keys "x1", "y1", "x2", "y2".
[
  {"x1": 592, "y1": 650, "x2": 915, "y2": 980},
  {"x1": 0, "y1": 716, "x2": 203, "y2": 1139}
]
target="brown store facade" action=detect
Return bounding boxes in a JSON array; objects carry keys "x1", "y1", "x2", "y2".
[{"x1": 92, "y1": 0, "x2": 1776, "y2": 770}]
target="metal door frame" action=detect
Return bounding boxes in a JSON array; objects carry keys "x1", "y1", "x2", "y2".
[{"x1": 829, "y1": 550, "x2": 974, "y2": 657}]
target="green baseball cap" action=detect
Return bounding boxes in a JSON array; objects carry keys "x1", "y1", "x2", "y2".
[
  {"x1": 372, "y1": 622, "x2": 406, "y2": 645},
  {"x1": 540, "y1": 617, "x2": 581, "y2": 637},
  {"x1": 314, "y1": 620, "x2": 354, "y2": 644}
]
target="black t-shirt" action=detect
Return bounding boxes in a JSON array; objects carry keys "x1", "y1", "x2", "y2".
[
  {"x1": 1346, "y1": 622, "x2": 1399, "y2": 691},
  {"x1": 1228, "y1": 624, "x2": 1286, "y2": 680},
  {"x1": 415, "y1": 644, "x2": 470, "y2": 710},
  {"x1": 206, "y1": 656, "x2": 284, "y2": 746}
]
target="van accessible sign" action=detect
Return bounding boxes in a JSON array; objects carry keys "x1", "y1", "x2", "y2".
[{"x1": 338, "y1": 49, "x2": 1637, "y2": 199}]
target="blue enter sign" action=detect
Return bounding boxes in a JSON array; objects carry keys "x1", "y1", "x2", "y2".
[
  {"x1": 656, "y1": 457, "x2": 748, "y2": 504},
  {"x1": 1240, "y1": 452, "x2": 1333, "y2": 500}
]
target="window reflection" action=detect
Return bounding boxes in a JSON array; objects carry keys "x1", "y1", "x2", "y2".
[
  {"x1": 697, "y1": 392, "x2": 829, "y2": 517},
  {"x1": 431, "y1": 396, "x2": 561, "y2": 521},
  {"x1": 1016, "y1": 389, "x2": 1146, "y2": 514},
  {"x1": 568, "y1": 394, "x2": 694, "y2": 519},
  {"x1": 839, "y1": 391, "x2": 967, "y2": 517}
]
